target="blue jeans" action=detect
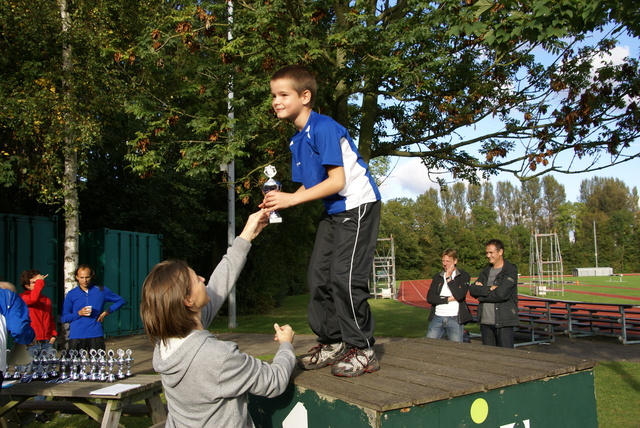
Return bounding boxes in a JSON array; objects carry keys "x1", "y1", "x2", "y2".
[
  {"x1": 426, "y1": 315, "x2": 465, "y2": 342},
  {"x1": 27, "y1": 341, "x2": 54, "y2": 356}
]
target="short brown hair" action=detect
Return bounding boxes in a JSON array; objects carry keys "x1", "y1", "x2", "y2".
[
  {"x1": 271, "y1": 65, "x2": 317, "y2": 107},
  {"x1": 485, "y1": 239, "x2": 505, "y2": 252},
  {"x1": 442, "y1": 249, "x2": 458, "y2": 260},
  {"x1": 20, "y1": 269, "x2": 40, "y2": 288},
  {"x1": 140, "y1": 260, "x2": 198, "y2": 345}
]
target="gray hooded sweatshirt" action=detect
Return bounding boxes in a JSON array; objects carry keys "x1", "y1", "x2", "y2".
[{"x1": 153, "y1": 237, "x2": 295, "y2": 427}]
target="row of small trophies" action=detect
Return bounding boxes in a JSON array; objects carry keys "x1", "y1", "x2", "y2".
[{"x1": 4, "y1": 348, "x2": 134, "y2": 382}]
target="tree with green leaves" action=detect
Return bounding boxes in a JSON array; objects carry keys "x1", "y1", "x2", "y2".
[
  {"x1": 521, "y1": 178, "x2": 543, "y2": 231},
  {"x1": 118, "y1": 0, "x2": 639, "y2": 189},
  {"x1": 379, "y1": 198, "x2": 427, "y2": 279},
  {"x1": 3, "y1": 0, "x2": 640, "y2": 310},
  {"x1": 1, "y1": 0, "x2": 109, "y2": 292},
  {"x1": 573, "y1": 177, "x2": 639, "y2": 271},
  {"x1": 541, "y1": 175, "x2": 567, "y2": 231}
]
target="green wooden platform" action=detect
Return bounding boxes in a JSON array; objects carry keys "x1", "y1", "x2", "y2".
[{"x1": 249, "y1": 338, "x2": 598, "y2": 427}]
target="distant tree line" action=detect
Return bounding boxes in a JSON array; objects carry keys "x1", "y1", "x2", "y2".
[
  {"x1": 380, "y1": 176, "x2": 639, "y2": 280},
  {"x1": 3, "y1": 157, "x2": 637, "y2": 313}
]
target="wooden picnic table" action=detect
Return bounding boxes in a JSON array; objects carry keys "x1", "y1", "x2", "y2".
[{"x1": 0, "y1": 374, "x2": 165, "y2": 428}]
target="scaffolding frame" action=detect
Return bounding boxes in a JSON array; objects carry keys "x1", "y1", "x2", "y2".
[
  {"x1": 529, "y1": 231, "x2": 565, "y2": 296},
  {"x1": 371, "y1": 235, "x2": 396, "y2": 299}
]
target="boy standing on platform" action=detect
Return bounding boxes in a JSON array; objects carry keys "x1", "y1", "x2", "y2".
[{"x1": 262, "y1": 65, "x2": 381, "y2": 377}]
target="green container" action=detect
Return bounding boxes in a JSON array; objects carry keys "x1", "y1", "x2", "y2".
[
  {"x1": 249, "y1": 339, "x2": 598, "y2": 428},
  {"x1": 79, "y1": 228, "x2": 162, "y2": 337},
  {"x1": 251, "y1": 371, "x2": 597, "y2": 427},
  {"x1": 0, "y1": 214, "x2": 60, "y2": 311}
]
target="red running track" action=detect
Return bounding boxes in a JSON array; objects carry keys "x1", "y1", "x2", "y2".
[{"x1": 397, "y1": 280, "x2": 640, "y2": 309}]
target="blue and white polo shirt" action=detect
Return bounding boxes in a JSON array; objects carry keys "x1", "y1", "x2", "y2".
[{"x1": 289, "y1": 111, "x2": 381, "y2": 215}]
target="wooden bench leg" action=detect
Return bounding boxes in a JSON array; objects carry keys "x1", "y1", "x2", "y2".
[
  {"x1": 0, "y1": 410, "x2": 21, "y2": 428},
  {"x1": 146, "y1": 395, "x2": 167, "y2": 425},
  {"x1": 73, "y1": 400, "x2": 105, "y2": 424},
  {"x1": 0, "y1": 395, "x2": 25, "y2": 428},
  {"x1": 100, "y1": 400, "x2": 124, "y2": 428}
]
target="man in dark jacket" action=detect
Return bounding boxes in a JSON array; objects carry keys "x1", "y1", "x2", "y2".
[
  {"x1": 426, "y1": 249, "x2": 471, "y2": 342},
  {"x1": 469, "y1": 239, "x2": 518, "y2": 348}
]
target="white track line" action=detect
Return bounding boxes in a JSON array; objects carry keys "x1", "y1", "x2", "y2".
[{"x1": 398, "y1": 280, "x2": 429, "y2": 308}]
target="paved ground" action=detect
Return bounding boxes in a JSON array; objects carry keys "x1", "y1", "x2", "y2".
[{"x1": 109, "y1": 331, "x2": 640, "y2": 375}]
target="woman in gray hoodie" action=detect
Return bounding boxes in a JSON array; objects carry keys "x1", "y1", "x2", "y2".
[{"x1": 141, "y1": 209, "x2": 295, "y2": 427}]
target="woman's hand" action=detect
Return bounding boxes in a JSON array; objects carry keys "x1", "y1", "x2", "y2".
[
  {"x1": 273, "y1": 323, "x2": 294, "y2": 343},
  {"x1": 238, "y1": 209, "x2": 270, "y2": 242}
]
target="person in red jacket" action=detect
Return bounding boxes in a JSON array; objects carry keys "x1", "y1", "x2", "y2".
[{"x1": 19, "y1": 269, "x2": 58, "y2": 354}]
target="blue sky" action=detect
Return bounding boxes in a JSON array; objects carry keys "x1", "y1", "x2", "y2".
[
  {"x1": 378, "y1": 30, "x2": 639, "y2": 204},
  {"x1": 378, "y1": 155, "x2": 637, "y2": 203}
]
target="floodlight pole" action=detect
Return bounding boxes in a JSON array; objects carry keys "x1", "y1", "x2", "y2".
[
  {"x1": 227, "y1": 0, "x2": 237, "y2": 329},
  {"x1": 593, "y1": 221, "x2": 598, "y2": 268}
]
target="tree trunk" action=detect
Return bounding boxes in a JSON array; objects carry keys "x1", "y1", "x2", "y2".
[{"x1": 59, "y1": 0, "x2": 79, "y2": 297}]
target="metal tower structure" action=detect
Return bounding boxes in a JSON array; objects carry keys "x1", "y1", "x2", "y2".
[
  {"x1": 371, "y1": 235, "x2": 396, "y2": 299},
  {"x1": 529, "y1": 231, "x2": 564, "y2": 296}
]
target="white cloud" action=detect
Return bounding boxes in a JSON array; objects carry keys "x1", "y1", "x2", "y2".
[
  {"x1": 595, "y1": 45, "x2": 630, "y2": 68},
  {"x1": 378, "y1": 158, "x2": 439, "y2": 201}
]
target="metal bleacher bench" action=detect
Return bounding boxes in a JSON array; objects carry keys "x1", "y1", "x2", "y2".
[{"x1": 467, "y1": 296, "x2": 640, "y2": 346}]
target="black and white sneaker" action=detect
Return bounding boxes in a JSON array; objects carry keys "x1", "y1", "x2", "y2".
[
  {"x1": 331, "y1": 347, "x2": 380, "y2": 377},
  {"x1": 298, "y1": 342, "x2": 347, "y2": 370}
]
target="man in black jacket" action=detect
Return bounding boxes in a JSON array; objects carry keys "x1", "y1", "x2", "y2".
[
  {"x1": 426, "y1": 249, "x2": 472, "y2": 342},
  {"x1": 469, "y1": 239, "x2": 519, "y2": 348}
]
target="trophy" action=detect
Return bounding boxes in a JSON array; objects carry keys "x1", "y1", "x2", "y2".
[
  {"x1": 39, "y1": 349, "x2": 49, "y2": 380},
  {"x1": 30, "y1": 349, "x2": 41, "y2": 380},
  {"x1": 48, "y1": 348, "x2": 59, "y2": 378},
  {"x1": 69, "y1": 349, "x2": 80, "y2": 381},
  {"x1": 116, "y1": 349, "x2": 126, "y2": 379},
  {"x1": 106, "y1": 349, "x2": 116, "y2": 382},
  {"x1": 89, "y1": 349, "x2": 99, "y2": 381},
  {"x1": 98, "y1": 349, "x2": 108, "y2": 382},
  {"x1": 79, "y1": 349, "x2": 89, "y2": 381},
  {"x1": 262, "y1": 165, "x2": 283, "y2": 224},
  {"x1": 59, "y1": 350, "x2": 69, "y2": 380},
  {"x1": 124, "y1": 349, "x2": 134, "y2": 377}
]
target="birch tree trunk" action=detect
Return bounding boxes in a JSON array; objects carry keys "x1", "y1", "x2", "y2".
[{"x1": 59, "y1": 0, "x2": 79, "y2": 297}]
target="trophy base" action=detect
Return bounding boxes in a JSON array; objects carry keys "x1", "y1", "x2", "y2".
[{"x1": 269, "y1": 217, "x2": 283, "y2": 224}]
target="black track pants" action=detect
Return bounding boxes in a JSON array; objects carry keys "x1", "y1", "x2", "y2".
[{"x1": 307, "y1": 200, "x2": 381, "y2": 349}]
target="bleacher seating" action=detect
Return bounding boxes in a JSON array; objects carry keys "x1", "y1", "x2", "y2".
[{"x1": 467, "y1": 296, "x2": 640, "y2": 346}]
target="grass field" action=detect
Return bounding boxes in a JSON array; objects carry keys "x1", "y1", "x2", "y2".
[{"x1": 517, "y1": 274, "x2": 640, "y2": 304}]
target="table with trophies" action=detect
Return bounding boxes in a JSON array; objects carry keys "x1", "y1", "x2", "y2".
[{"x1": 0, "y1": 347, "x2": 166, "y2": 427}]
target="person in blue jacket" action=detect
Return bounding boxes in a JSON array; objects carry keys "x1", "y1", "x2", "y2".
[
  {"x1": 61, "y1": 265, "x2": 126, "y2": 351},
  {"x1": 0, "y1": 284, "x2": 36, "y2": 378}
]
